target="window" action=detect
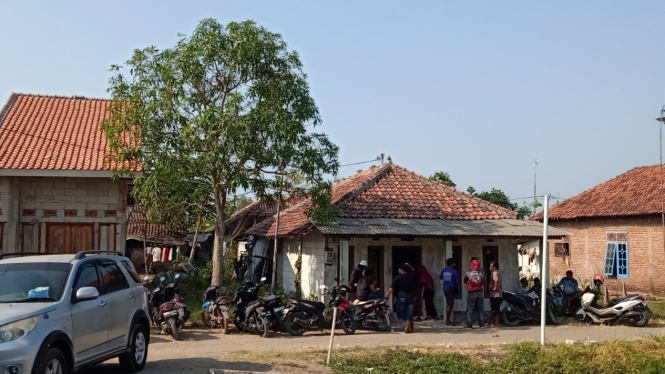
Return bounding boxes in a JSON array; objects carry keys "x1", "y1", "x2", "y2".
[
  {"x1": 120, "y1": 259, "x2": 142, "y2": 283},
  {"x1": 99, "y1": 262, "x2": 129, "y2": 294},
  {"x1": 554, "y1": 243, "x2": 570, "y2": 258},
  {"x1": 604, "y1": 232, "x2": 629, "y2": 278},
  {"x1": 73, "y1": 262, "x2": 100, "y2": 294}
]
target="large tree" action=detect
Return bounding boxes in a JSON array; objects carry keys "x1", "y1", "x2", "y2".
[
  {"x1": 103, "y1": 19, "x2": 339, "y2": 285},
  {"x1": 430, "y1": 171, "x2": 456, "y2": 188},
  {"x1": 466, "y1": 187, "x2": 531, "y2": 219}
]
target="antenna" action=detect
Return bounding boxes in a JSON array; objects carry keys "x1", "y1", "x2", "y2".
[{"x1": 529, "y1": 160, "x2": 542, "y2": 213}]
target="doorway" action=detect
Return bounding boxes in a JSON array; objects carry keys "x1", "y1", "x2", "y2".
[
  {"x1": 482, "y1": 246, "x2": 499, "y2": 298},
  {"x1": 367, "y1": 246, "x2": 385, "y2": 290},
  {"x1": 392, "y1": 246, "x2": 422, "y2": 315}
]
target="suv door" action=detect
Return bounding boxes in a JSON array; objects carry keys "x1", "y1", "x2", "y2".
[
  {"x1": 70, "y1": 260, "x2": 111, "y2": 363},
  {"x1": 98, "y1": 260, "x2": 133, "y2": 350}
]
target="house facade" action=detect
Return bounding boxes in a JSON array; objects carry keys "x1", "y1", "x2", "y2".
[
  {"x1": 0, "y1": 93, "x2": 132, "y2": 255},
  {"x1": 239, "y1": 162, "x2": 566, "y2": 315},
  {"x1": 532, "y1": 165, "x2": 665, "y2": 295}
]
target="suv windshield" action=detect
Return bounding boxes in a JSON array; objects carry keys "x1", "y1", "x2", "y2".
[{"x1": 0, "y1": 262, "x2": 72, "y2": 303}]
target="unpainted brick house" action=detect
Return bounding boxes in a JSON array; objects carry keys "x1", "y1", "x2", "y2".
[
  {"x1": 532, "y1": 165, "x2": 665, "y2": 295},
  {"x1": 0, "y1": 93, "x2": 133, "y2": 255},
  {"x1": 231, "y1": 161, "x2": 566, "y2": 316}
]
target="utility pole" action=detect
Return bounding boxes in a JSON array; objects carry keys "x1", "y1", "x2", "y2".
[{"x1": 540, "y1": 194, "x2": 549, "y2": 346}]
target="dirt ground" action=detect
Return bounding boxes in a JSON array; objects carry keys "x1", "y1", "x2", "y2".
[{"x1": 83, "y1": 321, "x2": 665, "y2": 374}]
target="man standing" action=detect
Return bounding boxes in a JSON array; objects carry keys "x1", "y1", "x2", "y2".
[
  {"x1": 348, "y1": 260, "x2": 368, "y2": 295},
  {"x1": 440, "y1": 258, "x2": 459, "y2": 326},
  {"x1": 387, "y1": 263, "x2": 418, "y2": 333},
  {"x1": 555, "y1": 270, "x2": 579, "y2": 313},
  {"x1": 463, "y1": 258, "x2": 487, "y2": 329}
]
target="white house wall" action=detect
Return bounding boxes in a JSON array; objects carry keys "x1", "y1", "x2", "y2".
[{"x1": 276, "y1": 230, "x2": 521, "y2": 316}]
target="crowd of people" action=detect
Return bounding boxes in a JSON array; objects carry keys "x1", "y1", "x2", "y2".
[
  {"x1": 347, "y1": 257, "x2": 508, "y2": 333},
  {"x1": 347, "y1": 257, "x2": 583, "y2": 334}
]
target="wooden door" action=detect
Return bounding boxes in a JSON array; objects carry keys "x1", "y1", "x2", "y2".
[
  {"x1": 482, "y1": 246, "x2": 499, "y2": 298},
  {"x1": 367, "y1": 246, "x2": 384, "y2": 290},
  {"x1": 452, "y1": 246, "x2": 463, "y2": 299},
  {"x1": 47, "y1": 224, "x2": 94, "y2": 254}
]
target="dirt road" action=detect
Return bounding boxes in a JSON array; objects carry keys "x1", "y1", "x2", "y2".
[{"x1": 83, "y1": 322, "x2": 665, "y2": 373}]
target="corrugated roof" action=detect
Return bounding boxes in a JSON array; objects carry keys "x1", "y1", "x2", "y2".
[
  {"x1": 317, "y1": 218, "x2": 568, "y2": 237},
  {"x1": 126, "y1": 205, "x2": 188, "y2": 245}
]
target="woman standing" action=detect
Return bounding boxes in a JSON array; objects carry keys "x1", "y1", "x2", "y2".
[
  {"x1": 488, "y1": 261, "x2": 502, "y2": 328},
  {"x1": 418, "y1": 265, "x2": 437, "y2": 320},
  {"x1": 387, "y1": 263, "x2": 417, "y2": 333}
]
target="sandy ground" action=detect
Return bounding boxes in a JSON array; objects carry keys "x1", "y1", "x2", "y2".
[{"x1": 82, "y1": 321, "x2": 665, "y2": 374}]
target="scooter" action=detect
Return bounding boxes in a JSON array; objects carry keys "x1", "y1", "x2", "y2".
[
  {"x1": 283, "y1": 284, "x2": 356, "y2": 336},
  {"x1": 352, "y1": 297, "x2": 391, "y2": 331},
  {"x1": 230, "y1": 277, "x2": 272, "y2": 338},
  {"x1": 202, "y1": 285, "x2": 232, "y2": 334},
  {"x1": 146, "y1": 274, "x2": 190, "y2": 340},
  {"x1": 501, "y1": 288, "x2": 560, "y2": 326},
  {"x1": 576, "y1": 287, "x2": 652, "y2": 327}
]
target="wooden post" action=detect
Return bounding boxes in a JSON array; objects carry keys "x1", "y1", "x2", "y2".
[{"x1": 326, "y1": 307, "x2": 337, "y2": 365}]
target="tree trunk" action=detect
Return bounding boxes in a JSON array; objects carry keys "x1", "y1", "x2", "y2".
[
  {"x1": 211, "y1": 191, "x2": 227, "y2": 286},
  {"x1": 189, "y1": 216, "x2": 201, "y2": 261},
  {"x1": 143, "y1": 219, "x2": 149, "y2": 275}
]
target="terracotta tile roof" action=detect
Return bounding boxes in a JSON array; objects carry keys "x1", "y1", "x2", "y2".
[
  {"x1": 246, "y1": 163, "x2": 517, "y2": 238},
  {"x1": 126, "y1": 205, "x2": 188, "y2": 245},
  {"x1": 532, "y1": 165, "x2": 665, "y2": 221},
  {"x1": 0, "y1": 93, "x2": 137, "y2": 171}
]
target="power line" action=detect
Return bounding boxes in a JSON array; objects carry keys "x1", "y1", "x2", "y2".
[{"x1": 339, "y1": 155, "x2": 382, "y2": 167}]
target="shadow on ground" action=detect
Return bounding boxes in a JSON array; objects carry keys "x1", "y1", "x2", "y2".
[{"x1": 81, "y1": 358, "x2": 274, "y2": 374}]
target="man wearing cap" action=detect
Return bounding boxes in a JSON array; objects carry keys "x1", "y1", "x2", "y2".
[{"x1": 349, "y1": 260, "x2": 368, "y2": 298}]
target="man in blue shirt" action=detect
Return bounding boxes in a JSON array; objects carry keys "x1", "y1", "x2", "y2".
[
  {"x1": 555, "y1": 270, "x2": 580, "y2": 314},
  {"x1": 440, "y1": 258, "x2": 459, "y2": 326}
]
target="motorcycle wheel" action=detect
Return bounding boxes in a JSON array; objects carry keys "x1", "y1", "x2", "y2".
[
  {"x1": 631, "y1": 312, "x2": 650, "y2": 327},
  {"x1": 256, "y1": 313, "x2": 270, "y2": 338},
  {"x1": 169, "y1": 319, "x2": 179, "y2": 340},
  {"x1": 285, "y1": 312, "x2": 306, "y2": 336},
  {"x1": 202, "y1": 309, "x2": 212, "y2": 328},
  {"x1": 234, "y1": 316, "x2": 243, "y2": 333},
  {"x1": 377, "y1": 312, "x2": 391, "y2": 332},
  {"x1": 501, "y1": 308, "x2": 521, "y2": 327},
  {"x1": 547, "y1": 307, "x2": 561, "y2": 325},
  {"x1": 340, "y1": 311, "x2": 357, "y2": 335}
]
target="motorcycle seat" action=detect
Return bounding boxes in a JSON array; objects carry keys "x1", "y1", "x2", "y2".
[
  {"x1": 610, "y1": 294, "x2": 640, "y2": 305},
  {"x1": 353, "y1": 298, "x2": 383, "y2": 306},
  {"x1": 300, "y1": 301, "x2": 326, "y2": 310}
]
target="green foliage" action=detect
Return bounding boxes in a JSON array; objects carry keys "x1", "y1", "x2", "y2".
[
  {"x1": 294, "y1": 254, "x2": 302, "y2": 299},
  {"x1": 430, "y1": 171, "x2": 456, "y2": 188},
  {"x1": 466, "y1": 187, "x2": 531, "y2": 219},
  {"x1": 102, "y1": 18, "x2": 339, "y2": 285},
  {"x1": 225, "y1": 195, "x2": 254, "y2": 218},
  {"x1": 651, "y1": 300, "x2": 665, "y2": 321},
  {"x1": 330, "y1": 338, "x2": 665, "y2": 374}
]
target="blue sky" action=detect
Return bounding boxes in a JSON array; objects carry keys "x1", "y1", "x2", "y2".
[{"x1": 1, "y1": 2, "x2": 662, "y2": 208}]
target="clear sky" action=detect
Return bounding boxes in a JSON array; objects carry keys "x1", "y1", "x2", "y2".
[{"x1": 1, "y1": 2, "x2": 663, "y2": 208}]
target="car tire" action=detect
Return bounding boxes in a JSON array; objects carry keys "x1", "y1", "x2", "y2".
[
  {"x1": 120, "y1": 324, "x2": 149, "y2": 373},
  {"x1": 33, "y1": 347, "x2": 68, "y2": 374}
]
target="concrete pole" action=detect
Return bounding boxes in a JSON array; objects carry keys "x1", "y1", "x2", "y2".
[{"x1": 540, "y1": 194, "x2": 549, "y2": 346}]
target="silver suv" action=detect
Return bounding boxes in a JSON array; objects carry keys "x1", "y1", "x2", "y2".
[{"x1": 0, "y1": 251, "x2": 150, "y2": 374}]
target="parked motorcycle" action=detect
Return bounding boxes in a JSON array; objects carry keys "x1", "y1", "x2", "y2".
[
  {"x1": 576, "y1": 287, "x2": 652, "y2": 327},
  {"x1": 501, "y1": 288, "x2": 559, "y2": 326},
  {"x1": 283, "y1": 284, "x2": 356, "y2": 336},
  {"x1": 352, "y1": 297, "x2": 391, "y2": 331},
  {"x1": 261, "y1": 294, "x2": 286, "y2": 333},
  {"x1": 230, "y1": 277, "x2": 272, "y2": 338},
  {"x1": 202, "y1": 285, "x2": 231, "y2": 334},
  {"x1": 145, "y1": 274, "x2": 190, "y2": 340},
  {"x1": 552, "y1": 287, "x2": 584, "y2": 316}
]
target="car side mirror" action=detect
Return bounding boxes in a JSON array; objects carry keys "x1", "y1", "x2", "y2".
[{"x1": 76, "y1": 287, "x2": 99, "y2": 302}]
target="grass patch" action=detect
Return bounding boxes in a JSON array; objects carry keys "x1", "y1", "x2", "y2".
[
  {"x1": 328, "y1": 338, "x2": 665, "y2": 374},
  {"x1": 650, "y1": 300, "x2": 665, "y2": 321}
]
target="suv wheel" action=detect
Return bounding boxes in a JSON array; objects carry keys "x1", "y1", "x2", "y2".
[
  {"x1": 34, "y1": 348, "x2": 68, "y2": 374},
  {"x1": 119, "y1": 324, "x2": 148, "y2": 372}
]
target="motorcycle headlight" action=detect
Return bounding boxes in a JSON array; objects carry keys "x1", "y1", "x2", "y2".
[{"x1": 0, "y1": 316, "x2": 38, "y2": 344}]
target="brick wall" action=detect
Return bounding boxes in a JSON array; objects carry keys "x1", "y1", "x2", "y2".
[
  {"x1": 548, "y1": 216, "x2": 665, "y2": 296},
  {"x1": 0, "y1": 176, "x2": 126, "y2": 254}
]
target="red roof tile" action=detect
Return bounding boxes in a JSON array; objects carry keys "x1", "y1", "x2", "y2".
[
  {"x1": 0, "y1": 93, "x2": 137, "y2": 171},
  {"x1": 532, "y1": 165, "x2": 665, "y2": 221},
  {"x1": 247, "y1": 163, "x2": 517, "y2": 238}
]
